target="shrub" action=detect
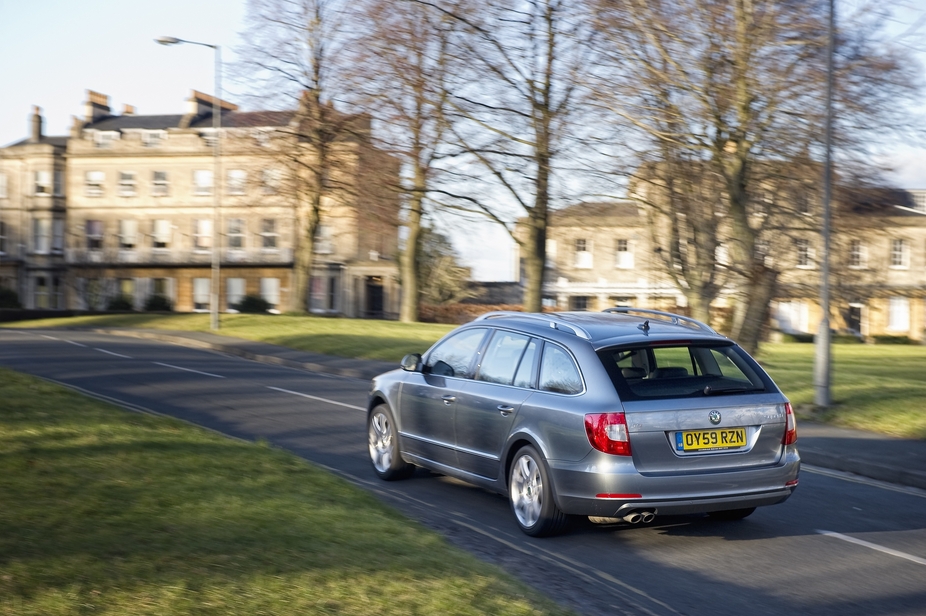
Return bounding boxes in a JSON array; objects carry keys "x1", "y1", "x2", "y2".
[
  {"x1": 779, "y1": 332, "x2": 815, "y2": 343},
  {"x1": 832, "y1": 334, "x2": 863, "y2": 344},
  {"x1": 144, "y1": 294, "x2": 173, "y2": 312},
  {"x1": 235, "y1": 295, "x2": 271, "y2": 314},
  {"x1": 106, "y1": 295, "x2": 135, "y2": 311},
  {"x1": 0, "y1": 287, "x2": 21, "y2": 309},
  {"x1": 872, "y1": 334, "x2": 916, "y2": 345}
]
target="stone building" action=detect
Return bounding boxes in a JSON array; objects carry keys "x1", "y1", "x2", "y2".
[
  {"x1": 543, "y1": 190, "x2": 926, "y2": 341},
  {"x1": 0, "y1": 91, "x2": 401, "y2": 316}
]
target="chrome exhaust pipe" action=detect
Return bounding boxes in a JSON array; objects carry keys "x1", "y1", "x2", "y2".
[
  {"x1": 623, "y1": 512, "x2": 642, "y2": 524},
  {"x1": 641, "y1": 512, "x2": 655, "y2": 524}
]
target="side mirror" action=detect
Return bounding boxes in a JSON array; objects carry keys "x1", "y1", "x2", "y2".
[{"x1": 401, "y1": 353, "x2": 422, "y2": 372}]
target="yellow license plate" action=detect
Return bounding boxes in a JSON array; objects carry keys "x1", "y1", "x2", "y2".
[{"x1": 676, "y1": 428, "x2": 746, "y2": 452}]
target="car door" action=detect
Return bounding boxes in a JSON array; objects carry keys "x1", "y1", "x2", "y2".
[
  {"x1": 454, "y1": 332, "x2": 538, "y2": 479},
  {"x1": 398, "y1": 327, "x2": 489, "y2": 468}
]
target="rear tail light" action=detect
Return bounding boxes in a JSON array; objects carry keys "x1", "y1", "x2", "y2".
[
  {"x1": 782, "y1": 402, "x2": 797, "y2": 445},
  {"x1": 585, "y1": 412, "x2": 632, "y2": 456}
]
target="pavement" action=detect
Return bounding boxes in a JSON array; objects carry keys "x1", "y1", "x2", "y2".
[{"x1": 83, "y1": 326, "x2": 926, "y2": 492}]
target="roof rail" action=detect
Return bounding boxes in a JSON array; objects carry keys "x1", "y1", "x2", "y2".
[
  {"x1": 475, "y1": 311, "x2": 591, "y2": 340},
  {"x1": 602, "y1": 307, "x2": 717, "y2": 334}
]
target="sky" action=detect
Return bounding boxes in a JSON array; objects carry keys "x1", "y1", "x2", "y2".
[{"x1": 1, "y1": 0, "x2": 924, "y2": 282}]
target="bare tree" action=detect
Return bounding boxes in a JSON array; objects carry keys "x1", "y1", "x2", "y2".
[
  {"x1": 236, "y1": 0, "x2": 356, "y2": 312},
  {"x1": 350, "y1": 0, "x2": 453, "y2": 322},
  {"x1": 593, "y1": 0, "x2": 921, "y2": 352},
  {"x1": 417, "y1": 0, "x2": 593, "y2": 313}
]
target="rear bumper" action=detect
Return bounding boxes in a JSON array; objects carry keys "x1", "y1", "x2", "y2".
[{"x1": 549, "y1": 448, "x2": 800, "y2": 517}]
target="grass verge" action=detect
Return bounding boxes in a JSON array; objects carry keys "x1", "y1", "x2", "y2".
[
  {"x1": 757, "y1": 343, "x2": 926, "y2": 439},
  {"x1": 0, "y1": 368, "x2": 572, "y2": 616}
]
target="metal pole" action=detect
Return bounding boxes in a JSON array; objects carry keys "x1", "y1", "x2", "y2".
[
  {"x1": 813, "y1": 0, "x2": 835, "y2": 407},
  {"x1": 211, "y1": 45, "x2": 222, "y2": 332}
]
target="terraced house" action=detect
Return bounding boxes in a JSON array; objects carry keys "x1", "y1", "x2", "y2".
[
  {"x1": 0, "y1": 91, "x2": 401, "y2": 316},
  {"x1": 543, "y1": 189, "x2": 926, "y2": 341}
]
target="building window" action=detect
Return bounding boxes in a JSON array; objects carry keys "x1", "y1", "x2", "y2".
[
  {"x1": 227, "y1": 169, "x2": 247, "y2": 195},
  {"x1": 193, "y1": 219, "x2": 213, "y2": 250},
  {"x1": 254, "y1": 129, "x2": 272, "y2": 147},
  {"x1": 86, "y1": 220, "x2": 104, "y2": 250},
  {"x1": 615, "y1": 239, "x2": 634, "y2": 269},
  {"x1": 85, "y1": 171, "x2": 104, "y2": 197},
  {"x1": 912, "y1": 191, "x2": 926, "y2": 213},
  {"x1": 152, "y1": 278, "x2": 169, "y2": 296},
  {"x1": 0, "y1": 173, "x2": 7, "y2": 198},
  {"x1": 227, "y1": 278, "x2": 246, "y2": 309},
  {"x1": 777, "y1": 300, "x2": 809, "y2": 333},
  {"x1": 32, "y1": 219, "x2": 51, "y2": 254},
  {"x1": 887, "y1": 297, "x2": 910, "y2": 331},
  {"x1": 795, "y1": 191, "x2": 811, "y2": 215},
  {"x1": 118, "y1": 278, "x2": 135, "y2": 303},
  {"x1": 152, "y1": 171, "x2": 169, "y2": 196},
  {"x1": 54, "y1": 171, "x2": 64, "y2": 196},
  {"x1": 94, "y1": 131, "x2": 119, "y2": 148},
  {"x1": 34, "y1": 276, "x2": 49, "y2": 309},
  {"x1": 142, "y1": 130, "x2": 166, "y2": 147},
  {"x1": 890, "y1": 239, "x2": 909, "y2": 269},
  {"x1": 227, "y1": 218, "x2": 245, "y2": 249},
  {"x1": 314, "y1": 224, "x2": 333, "y2": 254},
  {"x1": 261, "y1": 219, "x2": 278, "y2": 250},
  {"x1": 193, "y1": 170, "x2": 213, "y2": 196},
  {"x1": 152, "y1": 219, "x2": 171, "y2": 249},
  {"x1": 52, "y1": 219, "x2": 64, "y2": 253},
  {"x1": 574, "y1": 238, "x2": 592, "y2": 269},
  {"x1": 119, "y1": 220, "x2": 138, "y2": 250},
  {"x1": 261, "y1": 169, "x2": 280, "y2": 195},
  {"x1": 117, "y1": 172, "x2": 137, "y2": 197},
  {"x1": 796, "y1": 239, "x2": 814, "y2": 268},
  {"x1": 192, "y1": 278, "x2": 211, "y2": 311},
  {"x1": 570, "y1": 295, "x2": 590, "y2": 311},
  {"x1": 0, "y1": 221, "x2": 7, "y2": 254},
  {"x1": 260, "y1": 277, "x2": 281, "y2": 309},
  {"x1": 848, "y1": 240, "x2": 867, "y2": 269},
  {"x1": 34, "y1": 171, "x2": 52, "y2": 196}
]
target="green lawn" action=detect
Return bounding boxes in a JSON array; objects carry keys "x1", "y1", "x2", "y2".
[
  {"x1": 4, "y1": 313, "x2": 925, "y2": 438},
  {"x1": 757, "y1": 343, "x2": 926, "y2": 439},
  {"x1": 0, "y1": 368, "x2": 572, "y2": 616}
]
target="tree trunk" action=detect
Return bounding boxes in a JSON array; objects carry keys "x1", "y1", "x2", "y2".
[
  {"x1": 289, "y1": 195, "x2": 321, "y2": 313},
  {"x1": 521, "y1": 209, "x2": 546, "y2": 313},
  {"x1": 399, "y1": 170, "x2": 425, "y2": 322},
  {"x1": 730, "y1": 263, "x2": 777, "y2": 355}
]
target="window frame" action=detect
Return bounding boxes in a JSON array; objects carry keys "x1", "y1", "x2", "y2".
[
  {"x1": 260, "y1": 218, "x2": 279, "y2": 251},
  {"x1": 118, "y1": 171, "x2": 137, "y2": 197},
  {"x1": 193, "y1": 169, "x2": 214, "y2": 196},
  {"x1": 890, "y1": 238, "x2": 910, "y2": 269},
  {"x1": 193, "y1": 219, "x2": 213, "y2": 251},
  {"x1": 152, "y1": 171, "x2": 169, "y2": 197},
  {"x1": 85, "y1": 171, "x2": 105, "y2": 197}
]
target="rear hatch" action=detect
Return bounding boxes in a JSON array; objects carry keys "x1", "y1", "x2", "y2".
[{"x1": 597, "y1": 340, "x2": 788, "y2": 474}]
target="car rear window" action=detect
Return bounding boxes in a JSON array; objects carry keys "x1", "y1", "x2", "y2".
[{"x1": 598, "y1": 342, "x2": 770, "y2": 401}]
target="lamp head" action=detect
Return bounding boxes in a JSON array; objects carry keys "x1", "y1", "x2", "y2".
[{"x1": 155, "y1": 36, "x2": 180, "y2": 46}]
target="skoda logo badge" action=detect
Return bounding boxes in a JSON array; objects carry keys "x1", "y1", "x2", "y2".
[{"x1": 709, "y1": 410, "x2": 722, "y2": 425}]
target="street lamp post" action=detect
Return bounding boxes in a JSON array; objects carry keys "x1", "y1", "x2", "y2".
[{"x1": 156, "y1": 36, "x2": 222, "y2": 331}]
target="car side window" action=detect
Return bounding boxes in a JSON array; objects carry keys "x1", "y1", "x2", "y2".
[
  {"x1": 477, "y1": 331, "x2": 531, "y2": 386},
  {"x1": 512, "y1": 338, "x2": 539, "y2": 388},
  {"x1": 538, "y1": 343, "x2": 583, "y2": 395},
  {"x1": 425, "y1": 328, "x2": 487, "y2": 379}
]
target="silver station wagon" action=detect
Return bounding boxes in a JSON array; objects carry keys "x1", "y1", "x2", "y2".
[{"x1": 367, "y1": 309, "x2": 800, "y2": 537}]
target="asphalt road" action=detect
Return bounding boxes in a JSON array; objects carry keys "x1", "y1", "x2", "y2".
[{"x1": 2, "y1": 329, "x2": 925, "y2": 616}]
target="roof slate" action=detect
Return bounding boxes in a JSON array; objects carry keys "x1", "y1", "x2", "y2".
[{"x1": 83, "y1": 110, "x2": 297, "y2": 131}]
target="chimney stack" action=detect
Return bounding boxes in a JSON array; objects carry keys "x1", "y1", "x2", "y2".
[
  {"x1": 84, "y1": 90, "x2": 111, "y2": 123},
  {"x1": 29, "y1": 106, "x2": 43, "y2": 143},
  {"x1": 123, "y1": 104, "x2": 136, "y2": 116}
]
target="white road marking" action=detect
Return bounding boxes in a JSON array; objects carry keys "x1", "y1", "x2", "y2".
[
  {"x1": 266, "y1": 386, "x2": 364, "y2": 411},
  {"x1": 95, "y1": 348, "x2": 132, "y2": 359},
  {"x1": 41, "y1": 334, "x2": 59, "y2": 340},
  {"x1": 803, "y1": 464, "x2": 926, "y2": 499},
  {"x1": 153, "y1": 362, "x2": 225, "y2": 379},
  {"x1": 817, "y1": 530, "x2": 926, "y2": 566},
  {"x1": 65, "y1": 339, "x2": 87, "y2": 348}
]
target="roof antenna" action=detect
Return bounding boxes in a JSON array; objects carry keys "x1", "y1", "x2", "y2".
[{"x1": 639, "y1": 320, "x2": 650, "y2": 333}]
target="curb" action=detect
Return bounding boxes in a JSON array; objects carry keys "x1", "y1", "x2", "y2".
[{"x1": 798, "y1": 447, "x2": 926, "y2": 491}]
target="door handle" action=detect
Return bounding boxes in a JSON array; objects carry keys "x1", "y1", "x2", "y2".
[
  {"x1": 441, "y1": 395, "x2": 456, "y2": 406},
  {"x1": 497, "y1": 405, "x2": 514, "y2": 416}
]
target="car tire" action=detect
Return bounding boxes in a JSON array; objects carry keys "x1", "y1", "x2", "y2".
[
  {"x1": 368, "y1": 404, "x2": 414, "y2": 481},
  {"x1": 707, "y1": 507, "x2": 756, "y2": 521},
  {"x1": 508, "y1": 445, "x2": 568, "y2": 537}
]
